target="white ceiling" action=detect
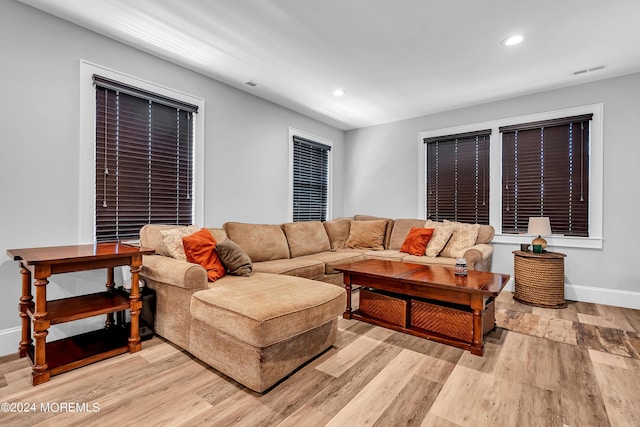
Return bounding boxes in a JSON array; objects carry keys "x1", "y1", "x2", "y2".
[{"x1": 19, "y1": 0, "x2": 640, "y2": 130}]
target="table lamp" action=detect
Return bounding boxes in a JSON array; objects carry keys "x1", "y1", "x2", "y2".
[{"x1": 527, "y1": 217, "x2": 551, "y2": 250}]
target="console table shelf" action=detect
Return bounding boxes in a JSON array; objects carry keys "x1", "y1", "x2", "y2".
[
  {"x1": 29, "y1": 291, "x2": 131, "y2": 325},
  {"x1": 6, "y1": 243, "x2": 154, "y2": 385},
  {"x1": 44, "y1": 328, "x2": 130, "y2": 376}
]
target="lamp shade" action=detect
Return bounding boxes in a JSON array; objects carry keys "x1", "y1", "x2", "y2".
[{"x1": 527, "y1": 217, "x2": 552, "y2": 236}]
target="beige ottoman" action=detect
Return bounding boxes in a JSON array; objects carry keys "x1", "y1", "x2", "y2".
[{"x1": 189, "y1": 273, "x2": 345, "y2": 392}]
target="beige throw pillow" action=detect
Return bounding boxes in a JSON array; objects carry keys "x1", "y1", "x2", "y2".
[
  {"x1": 159, "y1": 225, "x2": 200, "y2": 261},
  {"x1": 424, "y1": 220, "x2": 455, "y2": 257},
  {"x1": 345, "y1": 220, "x2": 387, "y2": 250},
  {"x1": 440, "y1": 221, "x2": 481, "y2": 258}
]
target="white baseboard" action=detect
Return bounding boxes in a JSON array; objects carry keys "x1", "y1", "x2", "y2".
[
  {"x1": 2, "y1": 283, "x2": 638, "y2": 357},
  {"x1": 0, "y1": 318, "x2": 105, "y2": 357},
  {"x1": 503, "y1": 280, "x2": 640, "y2": 310},
  {"x1": 0, "y1": 327, "x2": 20, "y2": 357},
  {"x1": 564, "y1": 284, "x2": 640, "y2": 309}
]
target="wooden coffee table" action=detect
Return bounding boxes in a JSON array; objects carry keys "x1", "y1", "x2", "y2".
[{"x1": 336, "y1": 259, "x2": 510, "y2": 356}]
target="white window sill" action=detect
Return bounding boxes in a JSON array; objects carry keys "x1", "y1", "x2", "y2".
[{"x1": 493, "y1": 233, "x2": 603, "y2": 250}]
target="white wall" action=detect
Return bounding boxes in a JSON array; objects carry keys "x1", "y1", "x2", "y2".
[
  {"x1": 0, "y1": 1, "x2": 344, "y2": 355},
  {"x1": 344, "y1": 72, "x2": 640, "y2": 307}
]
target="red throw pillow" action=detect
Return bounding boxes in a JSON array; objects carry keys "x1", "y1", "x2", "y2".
[
  {"x1": 400, "y1": 227, "x2": 434, "y2": 256},
  {"x1": 182, "y1": 228, "x2": 226, "y2": 282}
]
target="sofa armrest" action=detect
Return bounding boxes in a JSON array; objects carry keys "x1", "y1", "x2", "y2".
[
  {"x1": 462, "y1": 244, "x2": 494, "y2": 272},
  {"x1": 141, "y1": 254, "x2": 208, "y2": 291}
]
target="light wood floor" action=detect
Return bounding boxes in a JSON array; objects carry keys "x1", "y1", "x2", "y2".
[{"x1": 2, "y1": 291, "x2": 639, "y2": 427}]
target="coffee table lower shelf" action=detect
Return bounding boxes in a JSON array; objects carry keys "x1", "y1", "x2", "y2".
[
  {"x1": 347, "y1": 289, "x2": 496, "y2": 355},
  {"x1": 348, "y1": 311, "x2": 488, "y2": 353}
]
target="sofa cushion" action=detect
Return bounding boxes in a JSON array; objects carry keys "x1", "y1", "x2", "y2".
[
  {"x1": 223, "y1": 222, "x2": 290, "y2": 262},
  {"x1": 215, "y1": 239, "x2": 252, "y2": 276},
  {"x1": 160, "y1": 225, "x2": 200, "y2": 260},
  {"x1": 363, "y1": 249, "x2": 407, "y2": 261},
  {"x1": 424, "y1": 220, "x2": 455, "y2": 257},
  {"x1": 182, "y1": 228, "x2": 226, "y2": 282},
  {"x1": 323, "y1": 218, "x2": 352, "y2": 250},
  {"x1": 282, "y1": 221, "x2": 331, "y2": 257},
  {"x1": 388, "y1": 218, "x2": 429, "y2": 250},
  {"x1": 345, "y1": 220, "x2": 388, "y2": 250},
  {"x1": 140, "y1": 224, "x2": 181, "y2": 252},
  {"x1": 297, "y1": 251, "x2": 364, "y2": 274},
  {"x1": 402, "y1": 254, "x2": 457, "y2": 267},
  {"x1": 191, "y1": 273, "x2": 345, "y2": 347},
  {"x1": 440, "y1": 221, "x2": 481, "y2": 258},
  {"x1": 354, "y1": 215, "x2": 394, "y2": 248},
  {"x1": 251, "y1": 258, "x2": 325, "y2": 279},
  {"x1": 400, "y1": 227, "x2": 434, "y2": 256},
  {"x1": 205, "y1": 228, "x2": 229, "y2": 244}
]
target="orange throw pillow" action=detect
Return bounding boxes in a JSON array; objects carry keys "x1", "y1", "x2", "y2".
[
  {"x1": 182, "y1": 228, "x2": 226, "y2": 282},
  {"x1": 400, "y1": 227, "x2": 434, "y2": 256}
]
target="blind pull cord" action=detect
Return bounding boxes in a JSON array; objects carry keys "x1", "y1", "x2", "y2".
[{"x1": 103, "y1": 88, "x2": 109, "y2": 208}]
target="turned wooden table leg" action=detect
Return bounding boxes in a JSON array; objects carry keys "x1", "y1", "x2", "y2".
[
  {"x1": 32, "y1": 268, "x2": 51, "y2": 385},
  {"x1": 19, "y1": 264, "x2": 34, "y2": 358},
  {"x1": 127, "y1": 258, "x2": 142, "y2": 353},
  {"x1": 470, "y1": 294, "x2": 484, "y2": 356},
  {"x1": 343, "y1": 273, "x2": 353, "y2": 319},
  {"x1": 105, "y1": 266, "x2": 115, "y2": 329}
]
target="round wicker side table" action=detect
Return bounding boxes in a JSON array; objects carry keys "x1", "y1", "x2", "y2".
[{"x1": 512, "y1": 250, "x2": 567, "y2": 308}]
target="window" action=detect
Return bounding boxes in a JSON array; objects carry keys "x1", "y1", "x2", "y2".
[
  {"x1": 419, "y1": 104, "x2": 602, "y2": 249},
  {"x1": 94, "y1": 75, "x2": 198, "y2": 242},
  {"x1": 501, "y1": 114, "x2": 592, "y2": 237},
  {"x1": 291, "y1": 134, "x2": 331, "y2": 222},
  {"x1": 424, "y1": 130, "x2": 491, "y2": 224}
]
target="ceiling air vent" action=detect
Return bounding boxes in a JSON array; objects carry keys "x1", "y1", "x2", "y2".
[
  {"x1": 573, "y1": 65, "x2": 605, "y2": 76},
  {"x1": 245, "y1": 81, "x2": 258, "y2": 87}
]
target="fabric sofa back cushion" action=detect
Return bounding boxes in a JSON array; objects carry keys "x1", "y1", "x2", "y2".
[
  {"x1": 388, "y1": 218, "x2": 429, "y2": 250},
  {"x1": 323, "y1": 218, "x2": 352, "y2": 250},
  {"x1": 282, "y1": 221, "x2": 332, "y2": 258},
  {"x1": 345, "y1": 219, "x2": 388, "y2": 250},
  {"x1": 354, "y1": 215, "x2": 394, "y2": 248},
  {"x1": 223, "y1": 222, "x2": 290, "y2": 262},
  {"x1": 140, "y1": 224, "x2": 228, "y2": 254}
]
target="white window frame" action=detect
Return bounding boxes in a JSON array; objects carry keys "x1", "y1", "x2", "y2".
[
  {"x1": 287, "y1": 127, "x2": 333, "y2": 222},
  {"x1": 78, "y1": 60, "x2": 205, "y2": 243},
  {"x1": 418, "y1": 104, "x2": 603, "y2": 249}
]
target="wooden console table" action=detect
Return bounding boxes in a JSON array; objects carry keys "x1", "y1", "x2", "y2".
[{"x1": 6, "y1": 243, "x2": 154, "y2": 385}]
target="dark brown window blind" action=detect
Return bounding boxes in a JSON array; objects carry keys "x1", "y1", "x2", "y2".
[
  {"x1": 94, "y1": 75, "x2": 197, "y2": 242},
  {"x1": 501, "y1": 114, "x2": 591, "y2": 237},
  {"x1": 424, "y1": 130, "x2": 491, "y2": 224},
  {"x1": 293, "y1": 136, "x2": 331, "y2": 222}
]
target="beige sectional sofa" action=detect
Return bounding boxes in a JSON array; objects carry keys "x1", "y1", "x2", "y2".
[
  {"x1": 223, "y1": 215, "x2": 495, "y2": 285},
  {"x1": 138, "y1": 215, "x2": 494, "y2": 392}
]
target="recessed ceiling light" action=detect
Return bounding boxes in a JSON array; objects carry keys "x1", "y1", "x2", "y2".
[
  {"x1": 332, "y1": 89, "x2": 345, "y2": 97},
  {"x1": 503, "y1": 35, "x2": 524, "y2": 46}
]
